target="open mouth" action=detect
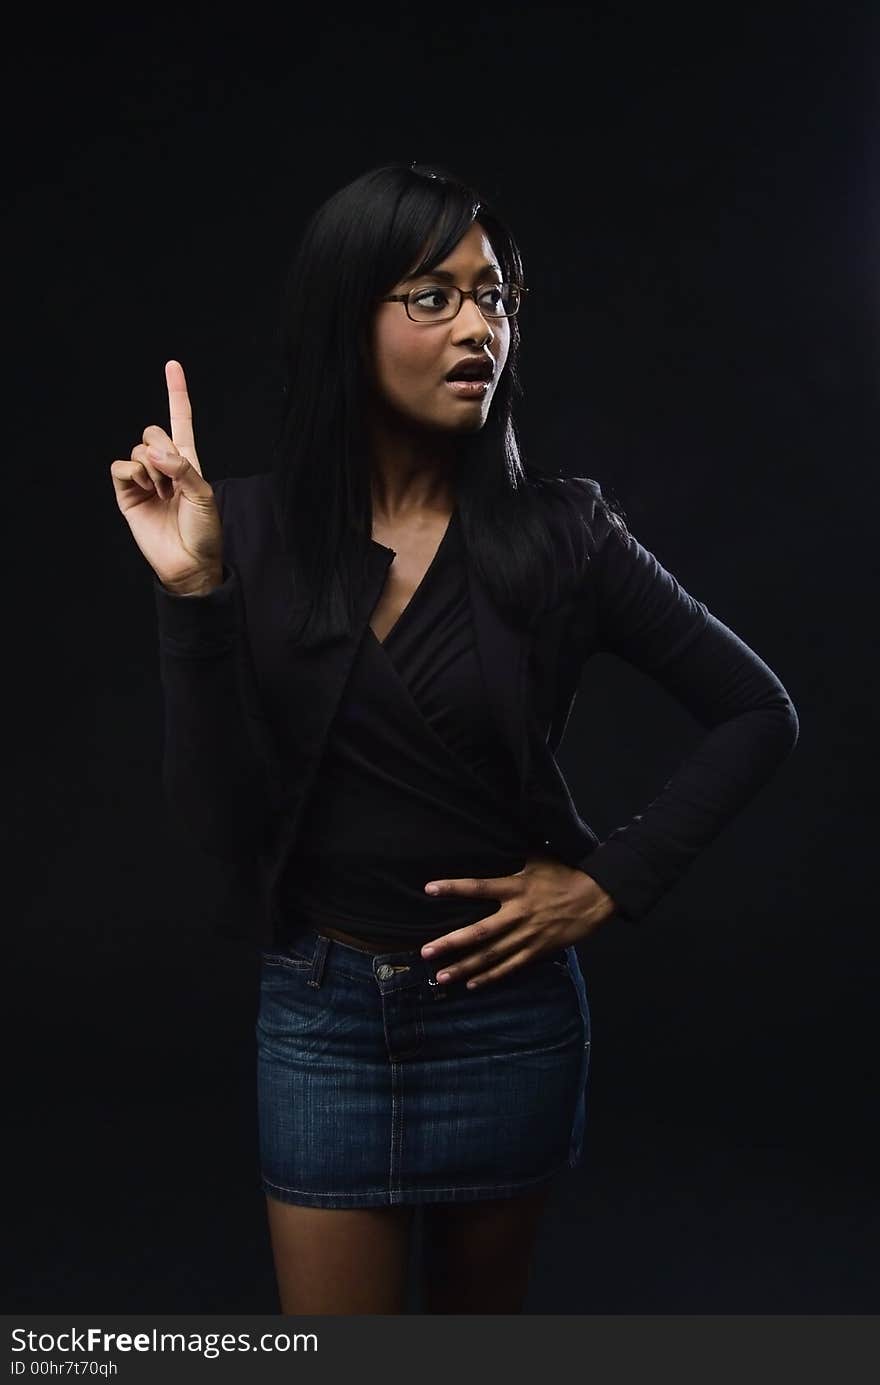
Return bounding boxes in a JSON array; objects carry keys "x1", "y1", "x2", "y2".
[{"x1": 443, "y1": 356, "x2": 495, "y2": 397}]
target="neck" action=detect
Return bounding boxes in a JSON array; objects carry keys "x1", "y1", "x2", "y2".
[{"x1": 367, "y1": 411, "x2": 460, "y2": 523}]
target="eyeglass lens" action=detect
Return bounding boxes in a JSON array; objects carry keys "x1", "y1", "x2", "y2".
[{"x1": 407, "y1": 283, "x2": 520, "y2": 321}]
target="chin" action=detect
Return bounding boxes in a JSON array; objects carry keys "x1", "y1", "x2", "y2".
[
  {"x1": 409, "y1": 410, "x2": 488, "y2": 436},
  {"x1": 385, "y1": 393, "x2": 492, "y2": 437},
  {"x1": 439, "y1": 400, "x2": 492, "y2": 430},
  {"x1": 436, "y1": 416, "x2": 487, "y2": 437}
]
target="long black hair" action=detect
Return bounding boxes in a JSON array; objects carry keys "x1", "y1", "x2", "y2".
[{"x1": 270, "y1": 160, "x2": 628, "y2": 647}]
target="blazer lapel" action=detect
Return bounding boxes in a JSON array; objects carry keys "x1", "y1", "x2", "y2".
[
  {"x1": 296, "y1": 540, "x2": 395, "y2": 742},
  {"x1": 263, "y1": 541, "x2": 396, "y2": 904}
]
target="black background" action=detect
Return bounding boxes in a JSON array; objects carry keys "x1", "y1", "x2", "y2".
[{"x1": 5, "y1": 1, "x2": 878, "y2": 1312}]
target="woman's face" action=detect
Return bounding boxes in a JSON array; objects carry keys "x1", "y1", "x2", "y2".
[{"x1": 367, "y1": 221, "x2": 511, "y2": 436}]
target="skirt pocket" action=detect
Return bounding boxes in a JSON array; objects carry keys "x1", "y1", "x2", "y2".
[
  {"x1": 259, "y1": 944, "x2": 313, "y2": 974},
  {"x1": 255, "y1": 946, "x2": 333, "y2": 1062},
  {"x1": 430, "y1": 951, "x2": 584, "y2": 1057}
]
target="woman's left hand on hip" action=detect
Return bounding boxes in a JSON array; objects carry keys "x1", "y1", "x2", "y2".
[{"x1": 420, "y1": 853, "x2": 617, "y2": 988}]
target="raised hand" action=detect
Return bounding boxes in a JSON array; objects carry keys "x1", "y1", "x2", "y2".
[{"x1": 110, "y1": 360, "x2": 223, "y2": 595}]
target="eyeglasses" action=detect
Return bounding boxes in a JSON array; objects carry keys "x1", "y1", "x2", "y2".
[{"x1": 379, "y1": 281, "x2": 528, "y2": 323}]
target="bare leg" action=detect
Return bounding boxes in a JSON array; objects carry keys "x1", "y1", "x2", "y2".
[
  {"x1": 420, "y1": 1184, "x2": 553, "y2": 1314},
  {"x1": 264, "y1": 1194, "x2": 416, "y2": 1315}
]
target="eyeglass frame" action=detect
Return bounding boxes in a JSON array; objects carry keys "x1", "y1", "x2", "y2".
[{"x1": 378, "y1": 281, "x2": 529, "y2": 323}]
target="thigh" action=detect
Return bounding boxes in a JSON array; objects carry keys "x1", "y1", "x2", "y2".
[
  {"x1": 420, "y1": 1184, "x2": 554, "y2": 1314},
  {"x1": 264, "y1": 1194, "x2": 416, "y2": 1315}
]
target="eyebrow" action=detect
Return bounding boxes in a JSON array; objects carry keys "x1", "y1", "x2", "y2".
[{"x1": 402, "y1": 263, "x2": 503, "y2": 283}]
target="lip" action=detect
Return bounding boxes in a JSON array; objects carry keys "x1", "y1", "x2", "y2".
[
  {"x1": 444, "y1": 379, "x2": 490, "y2": 399},
  {"x1": 443, "y1": 353, "x2": 495, "y2": 383}
]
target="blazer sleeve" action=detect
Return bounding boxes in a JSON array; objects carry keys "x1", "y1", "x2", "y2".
[
  {"x1": 569, "y1": 478, "x2": 800, "y2": 923},
  {"x1": 152, "y1": 478, "x2": 281, "y2": 860}
]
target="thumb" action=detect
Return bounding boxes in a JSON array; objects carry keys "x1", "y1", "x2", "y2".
[{"x1": 147, "y1": 445, "x2": 213, "y2": 504}]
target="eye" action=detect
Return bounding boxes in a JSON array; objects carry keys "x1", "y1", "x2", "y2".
[
  {"x1": 411, "y1": 287, "x2": 452, "y2": 311},
  {"x1": 477, "y1": 285, "x2": 504, "y2": 310}
]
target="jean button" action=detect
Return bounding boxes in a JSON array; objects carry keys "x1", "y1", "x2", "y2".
[{"x1": 376, "y1": 964, "x2": 394, "y2": 980}]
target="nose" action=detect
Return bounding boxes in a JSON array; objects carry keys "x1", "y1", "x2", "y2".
[{"x1": 453, "y1": 296, "x2": 495, "y2": 346}]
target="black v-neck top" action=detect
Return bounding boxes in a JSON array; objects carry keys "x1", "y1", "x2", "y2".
[
  {"x1": 153, "y1": 471, "x2": 800, "y2": 942},
  {"x1": 279, "y1": 506, "x2": 532, "y2": 945}
]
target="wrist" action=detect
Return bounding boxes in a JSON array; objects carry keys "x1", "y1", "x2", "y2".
[
  {"x1": 593, "y1": 892, "x2": 618, "y2": 923},
  {"x1": 162, "y1": 567, "x2": 223, "y2": 597},
  {"x1": 572, "y1": 868, "x2": 618, "y2": 924}
]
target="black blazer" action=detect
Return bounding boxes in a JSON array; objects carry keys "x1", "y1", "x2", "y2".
[{"x1": 152, "y1": 472, "x2": 799, "y2": 946}]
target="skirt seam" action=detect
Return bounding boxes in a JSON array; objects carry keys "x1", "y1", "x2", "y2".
[{"x1": 260, "y1": 1162, "x2": 568, "y2": 1203}]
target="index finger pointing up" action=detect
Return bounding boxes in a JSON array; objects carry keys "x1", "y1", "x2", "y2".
[{"x1": 164, "y1": 359, "x2": 197, "y2": 457}]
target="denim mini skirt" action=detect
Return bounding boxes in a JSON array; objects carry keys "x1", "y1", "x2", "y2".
[{"x1": 255, "y1": 926, "x2": 592, "y2": 1208}]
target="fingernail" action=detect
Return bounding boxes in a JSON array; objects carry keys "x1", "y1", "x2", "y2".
[
  {"x1": 437, "y1": 972, "x2": 451, "y2": 983},
  {"x1": 425, "y1": 884, "x2": 439, "y2": 895},
  {"x1": 422, "y1": 946, "x2": 435, "y2": 957}
]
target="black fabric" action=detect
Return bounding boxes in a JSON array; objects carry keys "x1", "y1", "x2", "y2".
[
  {"x1": 281, "y1": 506, "x2": 530, "y2": 944},
  {"x1": 151, "y1": 472, "x2": 800, "y2": 945}
]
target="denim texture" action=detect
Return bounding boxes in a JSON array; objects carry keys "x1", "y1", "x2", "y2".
[{"x1": 255, "y1": 926, "x2": 591, "y2": 1207}]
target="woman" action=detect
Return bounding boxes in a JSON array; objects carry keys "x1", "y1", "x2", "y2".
[{"x1": 111, "y1": 161, "x2": 799, "y2": 1314}]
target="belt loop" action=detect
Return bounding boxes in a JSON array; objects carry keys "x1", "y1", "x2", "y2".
[{"x1": 308, "y1": 933, "x2": 330, "y2": 988}]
